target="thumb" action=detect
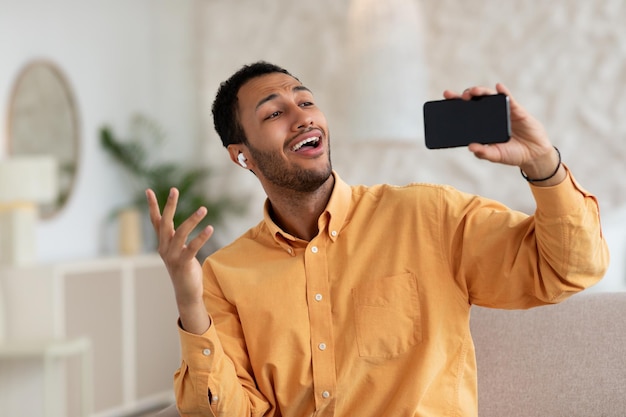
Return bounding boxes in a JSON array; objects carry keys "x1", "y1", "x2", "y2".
[{"x1": 468, "y1": 143, "x2": 505, "y2": 163}]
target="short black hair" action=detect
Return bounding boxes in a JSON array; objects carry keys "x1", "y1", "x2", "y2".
[{"x1": 212, "y1": 61, "x2": 298, "y2": 148}]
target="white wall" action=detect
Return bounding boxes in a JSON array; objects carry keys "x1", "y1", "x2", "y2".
[
  {"x1": 0, "y1": 0, "x2": 201, "y2": 262},
  {"x1": 198, "y1": 0, "x2": 626, "y2": 211}
]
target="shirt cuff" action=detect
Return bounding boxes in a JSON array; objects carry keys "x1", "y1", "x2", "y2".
[
  {"x1": 177, "y1": 317, "x2": 225, "y2": 372},
  {"x1": 529, "y1": 164, "x2": 596, "y2": 217}
]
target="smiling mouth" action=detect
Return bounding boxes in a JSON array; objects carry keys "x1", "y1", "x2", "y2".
[{"x1": 291, "y1": 136, "x2": 321, "y2": 152}]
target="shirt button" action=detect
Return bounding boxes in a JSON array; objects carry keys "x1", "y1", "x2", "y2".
[
  {"x1": 331, "y1": 230, "x2": 338, "y2": 237},
  {"x1": 311, "y1": 246, "x2": 318, "y2": 253},
  {"x1": 211, "y1": 395, "x2": 219, "y2": 403},
  {"x1": 318, "y1": 342, "x2": 327, "y2": 351},
  {"x1": 315, "y1": 293, "x2": 323, "y2": 301},
  {"x1": 322, "y1": 391, "x2": 331, "y2": 399},
  {"x1": 202, "y1": 348, "x2": 212, "y2": 356}
]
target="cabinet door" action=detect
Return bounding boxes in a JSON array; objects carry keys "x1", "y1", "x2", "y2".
[
  {"x1": 65, "y1": 269, "x2": 123, "y2": 414},
  {"x1": 134, "y1": 263, "x2": 180, "y2": 398}
]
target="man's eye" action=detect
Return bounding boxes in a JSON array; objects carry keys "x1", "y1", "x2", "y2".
[
  {"x1": 300, "y1": 101, "x2": 313, "y2": 107},
  {"x1": 266, "y1": 111, "x2": 281, "y2": 120}
]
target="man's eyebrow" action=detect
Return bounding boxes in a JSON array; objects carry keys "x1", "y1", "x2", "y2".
[
  {"x1": 255, "y1": 94, "x2": 277, "y2": 111},
  {"x1": 294, "y1": 85, "x2": 312, "y2": 94},
  {"x1": 255, "y1": 85, "x2": 313, "y2": 111}
]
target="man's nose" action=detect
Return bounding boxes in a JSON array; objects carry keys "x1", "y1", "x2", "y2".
[{"x1": 292, "y1": 106, "x2": 313, "y2": 130}]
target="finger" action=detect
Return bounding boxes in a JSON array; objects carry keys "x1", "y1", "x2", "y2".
[
  {"x1": 159, "y1": 188, "x2": 179, "y2": 247},
  {"x1": 170, "y1": 206, "x2": 209, "y2": 249},
  {"x1": 496, "y1": 83, "x2": 525, "y2": 117},
  {"x1": 185, "y1": 225, "x2": 215, "y2": 259},
  {"x1": 146, "y1": 189, "x2": 162, "y2": 232},
  {"x1": 495, "y1": 82, "x2": 512, "y2": 97},
  {"x1": 443, "y1": 89, "x2": 461, "y2": 99},
  {"x1": 443, "y1": 86, "x2": 498, "y2": 101},
  {"x1": 461, "y1": 86, "x2": 498, "y2": 100},
  {"x1": 468, "y1": 142, "x2": 504, "y2": 163}
]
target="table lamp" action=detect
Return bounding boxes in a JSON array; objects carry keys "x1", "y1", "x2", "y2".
[{"x1": 0, "y1": 156, "x2": 58, "y2": 266}]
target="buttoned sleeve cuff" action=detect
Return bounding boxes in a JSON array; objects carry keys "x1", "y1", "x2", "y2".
[
  {"x1": 177, "y1": 317, "x2": 225, "y2": 372},
  {"x1": 529, "y1": 164, "x2": 597, "y2": 217}
]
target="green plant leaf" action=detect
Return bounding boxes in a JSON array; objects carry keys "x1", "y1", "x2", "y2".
[{"x1": 99, "y1": 114, "x2": 247, "y2": 237}]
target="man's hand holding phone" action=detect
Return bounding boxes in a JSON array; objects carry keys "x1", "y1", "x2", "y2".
[{"x1": 424, "y1": 83, "x2": 565, "y2": 186}]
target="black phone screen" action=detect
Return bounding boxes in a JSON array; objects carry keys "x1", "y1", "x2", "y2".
[{"x1": 423, "y1": 93, "x2": 511, "y2": 149}]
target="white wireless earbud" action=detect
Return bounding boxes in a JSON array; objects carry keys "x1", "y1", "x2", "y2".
[{"x1": 237, "y1": 153, "x2": 248, "y2": 168}]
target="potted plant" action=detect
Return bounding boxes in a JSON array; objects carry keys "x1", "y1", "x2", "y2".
[{"x1": 100, "y1": 114, "x2": 243, "y2": 256}]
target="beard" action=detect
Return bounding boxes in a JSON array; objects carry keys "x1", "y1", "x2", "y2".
[{"x1": 246, "y1": 141, "x2": 333, "y2": 193}]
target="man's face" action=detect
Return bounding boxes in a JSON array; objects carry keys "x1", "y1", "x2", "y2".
[{"x1": 236, "y1": 72, "x2": 332, "y2": 192}]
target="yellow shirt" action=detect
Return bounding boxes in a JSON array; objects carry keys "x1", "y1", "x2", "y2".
[{"x1": 174, "y1": 168, "x2": 608, "y2": 417}]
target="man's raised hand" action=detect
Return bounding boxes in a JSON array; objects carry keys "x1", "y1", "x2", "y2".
[{"x1": 146, "y1": 187, "x2": 213, "y2": 334}]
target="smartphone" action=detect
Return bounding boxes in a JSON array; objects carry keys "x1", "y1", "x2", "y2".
[{"x1": 423, "y1": 93, "x2": 511, "y2": 149}]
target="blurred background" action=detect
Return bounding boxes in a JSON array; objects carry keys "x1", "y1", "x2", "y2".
[{"x1": 1, "y1": 0, "x2": 625, "y2": 416}]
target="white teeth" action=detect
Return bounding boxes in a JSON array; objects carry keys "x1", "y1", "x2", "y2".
[{"x1": 292, "y1": 136, "x2": 320, "y2": 151}]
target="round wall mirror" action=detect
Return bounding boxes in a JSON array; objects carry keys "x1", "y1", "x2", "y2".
[{"x1": 7, "y1": 60, "x2": 80, "y2": 218}]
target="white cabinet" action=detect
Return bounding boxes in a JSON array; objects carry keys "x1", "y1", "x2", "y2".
[{"x1": 0, "y1": 254, "x2": 179, "y2": 417}]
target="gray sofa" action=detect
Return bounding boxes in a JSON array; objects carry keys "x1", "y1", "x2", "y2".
[{"x1": 154, "y1": 292, "x2": 626, "y2": 416}]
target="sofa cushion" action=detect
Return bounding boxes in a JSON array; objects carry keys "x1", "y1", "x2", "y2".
[{"x1": 471, "y1": 292, "x2": 626, "y2": 417}]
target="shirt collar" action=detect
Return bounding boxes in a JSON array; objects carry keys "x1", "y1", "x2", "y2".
[{"x1": 262, "y1": 170, "x2": 352, "y2": 246}]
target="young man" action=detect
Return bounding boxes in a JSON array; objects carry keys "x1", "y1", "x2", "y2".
[{"x1": 147, "y1": 61, "x2": 609, "y2": 417}]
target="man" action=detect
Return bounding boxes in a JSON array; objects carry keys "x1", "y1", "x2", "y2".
[{"x1": 147, "y1": 61, "x2": 609, "y2": 417}]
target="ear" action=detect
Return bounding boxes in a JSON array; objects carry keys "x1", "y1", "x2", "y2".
[{"x1": 227, "y1": 145, "x2": 250, "y2": 169}]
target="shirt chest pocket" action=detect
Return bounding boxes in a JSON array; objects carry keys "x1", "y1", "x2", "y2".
[{"x1": 352, "y1": 272, "x2": 422, "y2": 358}]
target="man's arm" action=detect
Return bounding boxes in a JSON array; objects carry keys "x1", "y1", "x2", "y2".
[
  {"x1": 444, "y1": 166, "x2": 609, "y2": 308},
  {"x1": 146, "y1": 188, "x2": 269, "y2": 416},
  {"x1": 440, "y1": 83, "x2": 609, "y2": 306}
]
